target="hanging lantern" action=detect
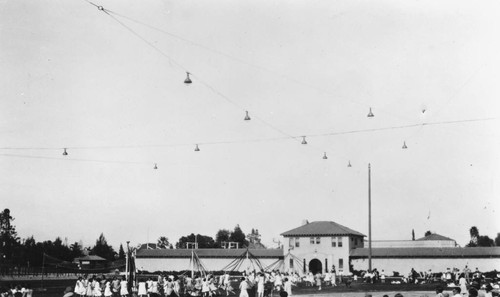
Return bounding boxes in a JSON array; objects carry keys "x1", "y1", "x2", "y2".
[
  {"x1": 244, "y1": 111, "x2": 251, "y2": 121},
  {"x1": 154, "y1": 163, "x2": 158, "y2": 170},
  {"x1": 194, "y1": 144, "x2": 200, "y2": 152},
  {"x1": 184, "y1": 72, "x2": 192, "y2": 84},
  {"x1": 323, "y1": 152, "x2": 328, "y2": 159},
  {"x1": 402, "y1": 141, "x2": 408, "y2": 149},
  {"x1": 367, "y1": 107, "x2": 374, "y2": 118},
  {"x1": 301, "y1": 136, "x2": 307, "y2": 145},
  {"x1": 348, "y1": 161, "x2": 352, "y2": 167},
  {"x1": 62, "y1": 148, "x2": 68, "y2": 156}
]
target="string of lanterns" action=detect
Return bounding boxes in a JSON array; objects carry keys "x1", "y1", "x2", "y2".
[{"x1": 42, "y1": 0, "x2": 498, "y2": 170}]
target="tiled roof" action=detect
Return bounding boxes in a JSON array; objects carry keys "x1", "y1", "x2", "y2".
[
  {"x1": 350, "y1": 247, "x2": 500, "y2": 258},
  {"x1": 280, "y1": 221, "x2": 365, "y2": 237},
  {"x1": 136, "y1": 248, "x2": 283, "y2": 259},
  {"x1": 76, "y1": 255, "x2": 107, "y2": 261},
  {"x1": 416, "y1": 233, "x2": 455, "y2": 242}
]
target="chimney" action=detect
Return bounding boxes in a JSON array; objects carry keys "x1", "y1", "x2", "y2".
[{"x1": 302, "y1": 219, "x2": 309, "y2": 226}]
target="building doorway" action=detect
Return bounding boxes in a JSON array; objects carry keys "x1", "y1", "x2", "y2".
[{"x1": 309, "y1": 258, "x2": 322, "y2": 275}]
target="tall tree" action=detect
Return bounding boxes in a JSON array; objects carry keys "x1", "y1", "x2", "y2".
[
  {"x1": 215, "y1": 229, "x2": 231, "y2": 248},
  {"x1": 495, "y1": 233, "x2": 500, "y2": 247},
  {"x1": 176, "y1": 233, "x2": 215, "y2": 249},
  {"x1": 477, "y1": 235, "x2": 494, "y2": 247},
  {"x1": 118, "y1": 244, "x2": 126, "y2": 259},
  {"x1": 70, "y1": 241, "x2": 84, "y2": 260},
  {"x1": 0, "y1": 208, "x2": 20, "y2": 260},
  {"x1": 247, "y1": 228, "x2": 262, "y2": 244},
  {"x1": 424, "y1": 230, "x2": 432, "y2": 237},
  {"x1": 157, "y1": 237, "x2": 170, "y2": 249},
  {"x1": 229, "y1": 225, "x2": 248, "y2": 248},
  {"x1": 469, "y1": 226, "x2": 479, "y2": 245},
  {"x1": 91, "y1": 233, "x2": 115, "y2": 260}
]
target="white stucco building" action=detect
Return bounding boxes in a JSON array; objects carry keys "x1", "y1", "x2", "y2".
[{"x1": 281, "y1": 220, "x2": 365, "y2": 274}]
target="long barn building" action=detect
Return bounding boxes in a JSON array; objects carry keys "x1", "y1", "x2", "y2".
[{"x1": 135, "y1": 220, "x2": 500, "y2": 274}]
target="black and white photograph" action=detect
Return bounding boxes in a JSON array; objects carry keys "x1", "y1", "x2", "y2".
[{"x1": 1, "y1": 0, "x2": 499, "y2": 296}]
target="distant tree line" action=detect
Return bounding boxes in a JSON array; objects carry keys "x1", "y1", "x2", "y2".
[
  {"x1": 423, "y1": 226, "x2": 499, "y2": 247},
  {"x1": 173, "y1": 224, "x2": 252, "y2": 249},
  {"x1": 0, "y1": 209, "x2": 126, "y2": 267},
  {"x1": 466, "y1": 226, "x2": 498, "y2": 247}
]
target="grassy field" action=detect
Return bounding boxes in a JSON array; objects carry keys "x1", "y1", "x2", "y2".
[{"x1": 0, "y1": 278, "x2": 447, "y2": 297}]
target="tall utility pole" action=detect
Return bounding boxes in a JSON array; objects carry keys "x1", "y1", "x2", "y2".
[
  {"x1": 126, "y1": 241, "x2": 130, "y2": 282},
  {"x1": 368, "y1": 163, "x2": 372, "y2": 271}
]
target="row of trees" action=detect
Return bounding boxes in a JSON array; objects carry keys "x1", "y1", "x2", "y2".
[
  {"x1": 0, "y1": 209, "x2": 126, "y2": 267},
  {"x1": 158, "y1": 225, "x2": 263, "y2": 249},
  {"x1": 466, "y1": 226, "x2": 500, "y2": 247},
  {"x1": 1, "y1": 209, "x2": 264, "y2": 268},
  {"x1": 420, "y1": 227, "x2": 500, "y2": 247}
]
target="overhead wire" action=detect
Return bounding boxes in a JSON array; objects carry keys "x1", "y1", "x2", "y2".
[
  {"x1": 85, "y1": 1, "x2": 298, "y2": 143},
  {"x1": 0, "y1": 153, "x2": 147, "y2": 166},
  {"x1": 82, "y1": 1, "x2": 495, "y2": 154},
  {"x1": 93, "y1": 2, "x2": 443, "y2": 146},
  {"x1": 104, "y1": 7, "x2": 411, "y2": 123},
  {"x1": 0, "y1": 117, "x2": 496, "y2": 153},
  {"x1": 36, "y1": 1, "x2": 493, "y2": 167}
]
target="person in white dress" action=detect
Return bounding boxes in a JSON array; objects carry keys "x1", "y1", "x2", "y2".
[
  {"x1": 149, "y1": 280, "x2": 159, "y2": 297},
  {"x1": 284, "y1": 278, "x2": 292, "y2": 297},
  {"x1": 239, "y1": 277, "x2": 249, "y2": 297},
  {"x1": 146, "y1": 278, "x2": 153, "y2": 296},
  {"x1": 86, "y1": 278, "x2": 94, "y2": 297},
  {"x1": 93, "y1": 279, "x2": 102, "y2": 297},
  {"x1": 75, "y1": 277, "x2": 86, "y2": 297},
  {"x1": 138, "y1": 280, "x2": 147, "y2": 297},
  {"x1": 120, "y1": 277, "x2": 129, "y2": 297},
  {"x1": 104, "y1": 280, "x2": 112, "y2": 297},
  {"x1": 257, "y1": 274, "x2": 264, "y2": 297},
  {"x1": 458, "y1": 274, "x2": 467, "y2": 295}
]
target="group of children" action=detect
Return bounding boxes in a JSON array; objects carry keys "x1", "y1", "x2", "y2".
[
  {"x1": 73, "y1": 275, "x2": 129, "y2": 297},
  {"x1": 0, "y1": 284, "x2": 33, "y2": 297}
]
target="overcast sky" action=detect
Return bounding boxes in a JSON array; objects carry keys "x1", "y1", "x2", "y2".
[{"x1": 1, "y1": 0, "x2": 499, "y2": 251}]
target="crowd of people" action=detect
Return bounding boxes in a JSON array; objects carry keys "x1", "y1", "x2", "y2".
[
  {"x1": 61, "y1": 270, "x2": 300, "y2": 297},
  {"x1": 0, "y1": 285, "x2": 33, "y2": 297},
  {"x1": 1, "y1": 265, "x2": 499, "y2": 297}
]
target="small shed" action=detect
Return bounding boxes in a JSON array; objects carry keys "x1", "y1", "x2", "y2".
[{"x1": 74, "y1": 255, "x2": 107, "y2": 269}]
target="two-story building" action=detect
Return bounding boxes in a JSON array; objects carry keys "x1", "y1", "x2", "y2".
[{"x1": 281, "y1": 220, "x2": 365, "y2": 274}]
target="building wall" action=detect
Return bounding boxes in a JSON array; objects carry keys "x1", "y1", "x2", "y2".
[
  {"x1": 135, "y1": 257, "x2": 280, "y2": 272},
  {"x1": 371, "y1": 240, "x2": 456, "y2": 248},
  {"x1": 351, "y1": 257, "x2": 500, "y2": 275},
  {"x1": 283, "y1": 235, "x2": 362, "y2": 274}
]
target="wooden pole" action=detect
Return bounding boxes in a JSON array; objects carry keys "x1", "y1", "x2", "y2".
[
  {"x1": 41, "y1": 253, "x2": 45, "y2": 290},
  {"x1": 368, "y1": 163, "x2": 372, "y2": 271}
]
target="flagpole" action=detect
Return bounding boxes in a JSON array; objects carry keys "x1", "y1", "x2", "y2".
[
  {"x1": 368, "y1": 163, "x2": 372, "y2": 271},
  {"x1": 126, "y1": 241, "x2": 130, "y2": 282}
]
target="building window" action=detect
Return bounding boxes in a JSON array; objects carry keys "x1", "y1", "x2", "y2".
[
  {"x1": 290, "y1": 258, "x2": 294, "y2": 268},
  {"x1": 339, "y1": 258, "x2": 343, "y2": 269},
  {"x1": 310, "y1": 237, "x2": 315, "y2": 244},
  {"x1": 331, "y1": 237, "x2": 336, "y2": 247},
  {"x1": 295, "y1": 238, "x2": 300, "y2": 247},
  {"x1": 354, "y1": 238, "x2": 358, "y2": 245},
  {"x1": 289, "y1": 238, "x2": 294, "y2": 248},
  {"x1": 316, "y1": 237, "x2": 321, "y2": 244},
  {"x1": 338, "y1": 237, "x2": 343, "y2": 247}
]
